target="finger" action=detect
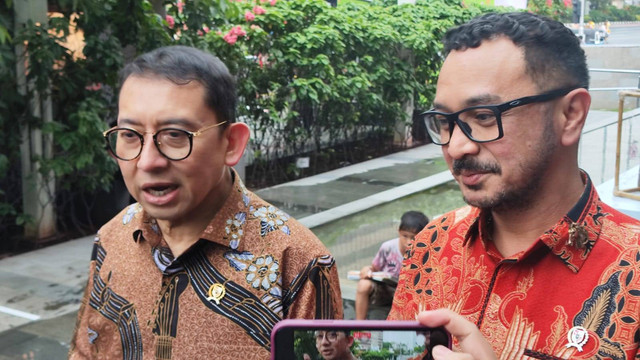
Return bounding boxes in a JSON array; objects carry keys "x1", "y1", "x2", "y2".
[
  {"x1": 417, "y1": 309, "x2": 476, "y2": 342},
  {"x1": 431, "y1": 345, "x2": 473, "y2": 360},
  {"x1": 418, "y1": 309, "x2": 496, "y2": 360}
]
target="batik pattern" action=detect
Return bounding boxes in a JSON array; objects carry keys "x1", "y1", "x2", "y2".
[
  {"x1": 69, "y1": 170, "x2": 342, "y2": 360},
  {"x1": 389, "y1": 176, "x2": 640, "y2": 359}
]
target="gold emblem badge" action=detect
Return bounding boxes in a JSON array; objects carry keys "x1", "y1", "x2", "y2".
[
  {"x1": 206, "y1": 283, "x2": 226, "y2": 305},
  {"x1": 565, "y1": 326, "x2": 589, "y2": 352}
]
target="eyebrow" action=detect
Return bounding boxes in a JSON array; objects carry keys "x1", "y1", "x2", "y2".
[
  {"x1": 433, "y1": 93, "x2": 504, "y2": 113},
  {"x1": 117, "y1": 118, "x2": 196, "y2": 128}
]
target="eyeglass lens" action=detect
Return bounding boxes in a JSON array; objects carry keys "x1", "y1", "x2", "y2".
[
  {"x1": 106, "y1": 128, "x2": 193, "y2": 161},
  {"x1": 314, "y1": 331, "x2": 339, "y2": 342},
  {"x1": 425, "y1": 107, "x2": 500, "y2": 145}
]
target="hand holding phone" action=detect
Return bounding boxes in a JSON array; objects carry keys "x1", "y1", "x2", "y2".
[{"x1": 271, "y1": 319, "x2": 451, "y2": 360}]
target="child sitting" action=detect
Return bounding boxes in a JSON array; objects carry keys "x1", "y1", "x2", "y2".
[{"x1": 355, "y1": 210, "x2": 429, "y2": 320}]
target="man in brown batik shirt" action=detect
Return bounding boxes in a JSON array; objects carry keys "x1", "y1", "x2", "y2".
[{"x1": 69, "y1": 46, "x2": 343, "y2": 360}]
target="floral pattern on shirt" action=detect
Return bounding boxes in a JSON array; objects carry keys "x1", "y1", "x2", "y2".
[
  {"x1": 224, "y1": 212, "x2": 247, "y2": 250},
  {"x1": 251, "y1": 205, "x2": 290, "y2": 236},
  {"x1": 122, "y1": 203, "x2": 142, "y2": 225},
  {"x1": 225, "y1": 251, "x2": 283, "y2": 297}
]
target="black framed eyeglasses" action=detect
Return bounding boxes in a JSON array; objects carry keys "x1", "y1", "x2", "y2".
[
  {"x1": 103, "y1": 121, "x2": 227, "y2": 161},
  {"x1": 314, "y1": 331, "x2": 342, "y2": 343},
  {"x1": 422, "y1": 87, "x2": 578, "y2": 146}
]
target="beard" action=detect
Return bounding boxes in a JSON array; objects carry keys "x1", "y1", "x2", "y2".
[{"x1": 454, "y1": 114, "x2": 556, "y2": 213}]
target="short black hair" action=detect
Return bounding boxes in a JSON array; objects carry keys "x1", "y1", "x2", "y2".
[
  {"x1": 442, "y1": 12, "x2": 589, "y2": 90},
  {"x1": 119, "y1": 45, "x2": 236, "y2": 124},
  {"x1": 399, "y1": 211, "x2": 429, "y2": 234}
]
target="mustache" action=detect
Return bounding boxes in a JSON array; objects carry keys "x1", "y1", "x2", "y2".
[{"x1": 452, "y1": 157, "x2": 501, "y2": 176}]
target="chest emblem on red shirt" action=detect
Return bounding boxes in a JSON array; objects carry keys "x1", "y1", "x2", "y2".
[{"x1": 566, "y1": 326, "x2": 589, "y2": 352}]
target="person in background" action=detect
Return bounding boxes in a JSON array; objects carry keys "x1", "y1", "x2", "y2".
[
  {"x1": 314, "y1": 330, "x2": 358, "y2": 360},
  {"x1": 388, "y1": 12, "x2": 640, "y2": 359},
  {"x1": 355, "y1": 211, "x2": 429, "y2": 320},
  {"x1": 69, "y1": 45, "x2": 342, "y2": 360}
]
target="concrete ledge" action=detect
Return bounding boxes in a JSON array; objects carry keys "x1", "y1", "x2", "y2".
[{"x1": 299, "y1": 170, "x2": 454, "y2": 228}]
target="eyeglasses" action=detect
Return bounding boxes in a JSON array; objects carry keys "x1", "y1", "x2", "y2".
[
  {"x1": 422, "y1": 87, "x2": 577, "y2": 146},
  {"x1": 314, "y1": 331, "x2": 342, "y2": 342},
  {"x1": 103, "y1": 122, "x2": 227, "y2": 161}
]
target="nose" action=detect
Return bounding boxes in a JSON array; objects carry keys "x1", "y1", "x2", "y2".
[
  {"x1": 444, "y1": 121, "x2": 480, "y2": 160},
  {"x1": 136, "y1": 135, "x2": 170, "y2": 171}
]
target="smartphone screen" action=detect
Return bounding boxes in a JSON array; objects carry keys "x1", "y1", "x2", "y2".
[{"x1": 271, "y1": 319, "x2": 451, "y2": 360}]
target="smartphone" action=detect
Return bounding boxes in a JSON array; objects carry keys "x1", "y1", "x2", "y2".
[{"x1": 271, "y1": 319, "x2": 451, "y2": 360}]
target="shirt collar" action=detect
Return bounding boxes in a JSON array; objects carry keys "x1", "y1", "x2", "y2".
[
  {"x1": 463, "y1": 171, "x2": 606, "y2": 272},
  {"x1": 129, "y1": 168, "x2": 251, "y2": 252}
]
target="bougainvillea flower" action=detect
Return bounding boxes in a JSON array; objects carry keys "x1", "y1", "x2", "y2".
[
  {"x1": 245, "y1": 11, "x2": 255, "y2": 21},
  {"x1": 253, "y1": 5, "x2": 266, "y2": 15},
  {"x1": 223, "y1": 33, "x2": 238, "y2": 44},
  {"x1": 231, "y1": 25, "x2": 247, "y2": 37},
  {"x1": 166, "y1": 15, "x2": 175, "y2": 29}
]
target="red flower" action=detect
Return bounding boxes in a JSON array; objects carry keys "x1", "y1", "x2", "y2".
[
  {"x1": 85, "y1": 83, "x2": 102, "y2": 91},
  {"x1": 176, "y1": 1, "x2": 184, "y2": 13},
  {"x1": 253, "y1": 5, "x2": 266, "y2": 15},
  {"x1": 223, "y1": 33, "x2": 238, "y2": 44},
  {"x1": 203, "y1": 26, "x2": 210, "y2": 33},
  {"x1": 166, "y1": 15, "x2": 175, "y2": 29},
  {"x1": 269, "y1": 0, "x2": 277, "y2": 5},
  {"x1": 231, "y1": 25, "x2": 246, "y2": 37},
  {"x1": 245, "y1": 11, "x2": 255, "y2": 21}
]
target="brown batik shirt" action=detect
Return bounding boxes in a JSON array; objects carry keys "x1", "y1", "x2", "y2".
[{"x1": 69, "y1": 171, "x2": 343, "y2": 360}]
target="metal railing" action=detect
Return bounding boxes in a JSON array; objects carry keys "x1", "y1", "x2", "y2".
[
  {"x1": 579, "y1": 68, "x2": 640, "y2": 184},
  {"x1": 589, "y1": 68, "x2": 640, "y2": 107}
]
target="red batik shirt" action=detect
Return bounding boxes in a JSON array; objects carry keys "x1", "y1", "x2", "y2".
[{"x1": 389, "y1": 175, "x2": 640, "y2": 359}]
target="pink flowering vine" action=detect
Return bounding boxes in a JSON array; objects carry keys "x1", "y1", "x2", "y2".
[
  {"x1": 223, "y1": 26, "x2": 247, "y2": 45},
  {"x1": 253, "y1": 5, "x2": 266, "y2": 15},
  {"x1": 245, "y1": 11, "x2": 255, "y2": 21},
  {"x1": 166, "y1": 15, "x2": 175, "y2": 29},
  {"x1": 223, "y1": 33, "x2": 238, "y2": 44},
  {"x1": 269, "y1": 0, "x2": 277, "y2": 5},
  {"x1": 176, "y1": 1, "x2": 184, "y2": 13}
]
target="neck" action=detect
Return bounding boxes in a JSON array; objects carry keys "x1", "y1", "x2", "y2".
[
  {"x1": 490, "y1": 168, "x2": 585, "y2": 257},
  {"x1": 157, "y1": 169, "x2": 234, "y2": 257}
]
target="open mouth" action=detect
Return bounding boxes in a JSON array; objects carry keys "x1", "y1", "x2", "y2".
[{"x1": 144, "y1": 185, "x2": 177, "y2": 196}]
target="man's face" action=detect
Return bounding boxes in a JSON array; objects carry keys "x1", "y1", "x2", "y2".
[
  {"x1": 315, "y1": 331, "x2": 353, "y2": 360},
  {"x1": 434, "y1": 37, "x2": 560, "y2": 212},
  {"x1": 116, "y1": 75, "x2": 230, "y2": 226}
]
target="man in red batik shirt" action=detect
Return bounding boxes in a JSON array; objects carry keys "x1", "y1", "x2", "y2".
[{"x1": 388, "y1": 12, "x2": 640, "y2": 360}]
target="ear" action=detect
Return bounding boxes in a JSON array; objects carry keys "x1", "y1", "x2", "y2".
[
  {"x1": 346, "y1": 336, "x2": 355, "y2": 347},
  {"x1": 559, "y1": 88, "x2": 591, "y2": 147},
  {"x1": 224, "y1": 122, "x2": 250, "y2": 166}
]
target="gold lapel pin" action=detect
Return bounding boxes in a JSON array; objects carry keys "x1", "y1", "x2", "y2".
[{"x1": 207, "y1": 283, "x2": 226, "y2": 305}]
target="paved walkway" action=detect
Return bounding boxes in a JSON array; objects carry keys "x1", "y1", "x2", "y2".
[{"x1": 0, "y1": 108, "x2": 638, "y2": 359}]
